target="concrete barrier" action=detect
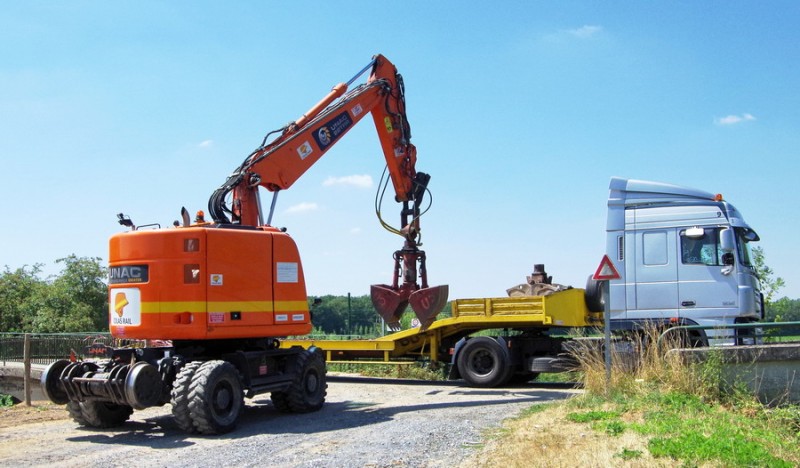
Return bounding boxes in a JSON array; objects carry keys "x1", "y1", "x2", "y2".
[
  {"x1": 668, "y1": 343, "x2": 800, "y2": 405},
  {"x1": 0, "y1": 362, "x2": 47, "y2": 402}
]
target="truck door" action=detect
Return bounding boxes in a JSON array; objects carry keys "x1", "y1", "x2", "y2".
[
  {"x1": 630, "y1": 229, "x2": 679, "y2": 320},
  {"x1": 677, "y1": 227, "x2": 738, "y2": 323}
]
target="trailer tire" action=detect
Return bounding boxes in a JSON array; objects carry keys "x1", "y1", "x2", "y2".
[
  {"x1": 271, "y1": 348, "x2": 327, "y2": 413},
  {"x1": 585, "y1": 276, "x2": 605, "y2": 313},
  {"x1": 188, "y1": 360, "x2": 243, "y2": 435},
  {"x1": 170, "y1": 361, "x2": 204, "y2": 433},
  {"x1": 457, "y1": 337, "x2": 512, "y2": 388},
  {"x1": 67, "y1": 400, "x2": 133, "y2": 428}
]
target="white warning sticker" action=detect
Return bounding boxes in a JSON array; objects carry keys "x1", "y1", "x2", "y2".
[{"x1": 277, "y1": 262, "x2": 298, "y2": 283}]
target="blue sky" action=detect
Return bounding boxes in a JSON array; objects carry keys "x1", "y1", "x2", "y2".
[{"x1": 2, "y1": 2, "x2": 799, "y2": 301}]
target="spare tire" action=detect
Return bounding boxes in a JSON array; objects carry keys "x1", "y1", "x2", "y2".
[{"x1": 585, "y1": 275, "x2": 605, "y2": 312}]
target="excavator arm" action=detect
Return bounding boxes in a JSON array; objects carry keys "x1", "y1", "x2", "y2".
[{"x1": 208, "y1": 54, "x2": 447, "y2": 329}]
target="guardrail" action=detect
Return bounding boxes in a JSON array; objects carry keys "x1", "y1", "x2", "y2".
[
  {"x1": 656, "y1": 321, "x2": 800, "y2": 349},
  {"x1": 0, "y1": 333, "x2": 121, "y2": 365}
]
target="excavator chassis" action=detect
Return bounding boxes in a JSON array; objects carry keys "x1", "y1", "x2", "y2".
[{"x1": 41, "y1": 340, "x2": 327, "y2": 434}]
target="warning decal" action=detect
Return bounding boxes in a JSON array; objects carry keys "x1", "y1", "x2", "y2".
[{"x1": 593, "y1": 255, "x2": 621, "y2": 281}]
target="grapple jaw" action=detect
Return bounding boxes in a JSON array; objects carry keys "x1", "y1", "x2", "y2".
[
  {"x1": 370, "y1": 284, "x2": 449, "y2": 331},
  {"x1": 370, "y1": 284, "x2": 408, "y2": 331}
]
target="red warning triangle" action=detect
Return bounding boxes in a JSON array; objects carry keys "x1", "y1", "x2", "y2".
[{"x1": 593, "y1": 254, "x2": 621, "y2": 280}]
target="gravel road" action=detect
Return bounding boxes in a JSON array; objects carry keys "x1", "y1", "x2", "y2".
[{"x1": 0, "y1": 376, "x2": 580, "y2": 467}]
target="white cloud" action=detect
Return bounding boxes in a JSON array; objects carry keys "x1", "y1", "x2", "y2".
[
  {"x1": 350, "y1": 227, "x2": 362, "y2": 235},
  {"x1": 198, "y1": 139, "x2": 214, "y2": 148},
  {"x1": 322, "y1": 174, "x2": 373, "y2": 189},
  {"x1": 285, "y1": 202, "x2": 318, "y2": 214},
  {"x1": 566, "y1": 25, "x2": 603, "y2": 39},
  {"x1": 715, "y1": 113, "x2": 756, "y2": 126}
]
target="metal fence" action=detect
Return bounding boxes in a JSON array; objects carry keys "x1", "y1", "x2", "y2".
[{"x1": 0, "y1": 333, "x2": 133, "y2": 365}]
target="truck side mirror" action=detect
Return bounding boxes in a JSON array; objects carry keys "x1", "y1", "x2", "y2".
[
  {"x1": 722, "y1": 252, "x2": 735, "y2": 265},
  {"x1": 720, "y1": 228, "x2": 735, "y2": 252}
]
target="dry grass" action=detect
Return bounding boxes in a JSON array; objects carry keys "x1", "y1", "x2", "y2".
[
  {"x1": 461, "y1": 403, "x2": 672, "y2": 468},
  {"x1": 461, "y1": 326, "x2": 800, "y2": 467}
]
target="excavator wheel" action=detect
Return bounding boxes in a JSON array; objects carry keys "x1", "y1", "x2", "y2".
[
  {"x1": 170, "y1": 361, "x2": 204, "y2": 433},
  {"x1": 187, "y1": 360, "x2": 244, "y2": 435},
  {"x1": 270, "y1": 348, "x2": 327, "y2": 413},
  {"x1": 66, "y1": 400, "x2": 133, "y2": 429}
]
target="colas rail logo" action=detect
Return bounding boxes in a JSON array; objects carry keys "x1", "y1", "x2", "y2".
[{"x1": 114, "y1": 292, "x2": 129, "y2": 318}]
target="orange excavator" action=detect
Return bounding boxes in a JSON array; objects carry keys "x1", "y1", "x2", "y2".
[{"x1": 40, "y1": 54, "x2": 447, "y2": 434}]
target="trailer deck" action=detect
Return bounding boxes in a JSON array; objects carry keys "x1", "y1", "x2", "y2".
[{"x1": 280, "y1": 288, "x2": 600, "y2": 364}]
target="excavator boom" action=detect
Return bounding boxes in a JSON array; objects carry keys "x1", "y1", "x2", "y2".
[{"x1": 208, "y1": 54, "x2": 447, "y2": 328}]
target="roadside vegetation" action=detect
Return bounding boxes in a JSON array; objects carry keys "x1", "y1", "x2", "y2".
[{"x1": 465, "y1": 329, "x2": 800, "y2": 467}]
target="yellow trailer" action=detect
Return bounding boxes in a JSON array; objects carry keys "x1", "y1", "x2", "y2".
[{"x1": 281, "y1": 288, "x2": 601, "y2": 387}]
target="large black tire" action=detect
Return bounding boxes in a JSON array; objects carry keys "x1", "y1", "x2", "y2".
[
  {"x1": 271, "y1": 348, "x2": 327, "y2": 413},
  {"x1": 457, "y1": 337, "x2": 513, "y2": 388},
  {"x1": 66, "y1": 400, "x2": 133, "y2": 428},
  {"x1": 585, "y1": 275, "x2": 605, "y2": 312},
  {"x1": 187, "y1": 360, "x2": 243, "y2": 435},
  {"x1": 170, "y1": 361, "x2": 204, "y2": 433}
]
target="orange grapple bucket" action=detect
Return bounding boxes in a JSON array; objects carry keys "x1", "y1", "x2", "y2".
[
  {"x1": 409, "y1": 284, "x2": 449, "y2": 330},
  {"x1": 371, "y1": 284, "x2": 449, "y2": 331}
]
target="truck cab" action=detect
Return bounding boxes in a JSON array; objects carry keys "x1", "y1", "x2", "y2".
[{"x1": 604, "y1": 177, "x2": 763, "y2": 343}]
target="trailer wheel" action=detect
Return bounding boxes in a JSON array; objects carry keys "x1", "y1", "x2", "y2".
[
  {"x1": 66, "y1": 400, "x2": 133, "y2": 428},
  {"x1": 188, "y1": 360, "x2": 243, "y2": 435},
  {"x1": 271, "y1": 348, "x2": 327, "y2": 413},
  {"x1": 170, "y1": 361, "x2": 204, "y2": 433},
  {"x1": 457, "y1": 337, "x2": 512, "y2": 388}
]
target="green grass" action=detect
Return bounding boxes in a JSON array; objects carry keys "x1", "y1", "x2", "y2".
[
  {"x1": 561, "y1": 390, "x2": 800, "y2": 466},
  {"x1": 0, "y1": 394, "x2": 14, "y2": 407},
  {"x1": 326, "y1": 362, "x2": 446, "y2": 380}
]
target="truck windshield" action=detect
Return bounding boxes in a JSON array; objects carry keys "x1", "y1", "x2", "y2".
[{"x1": 735, "y1": 227, "x2": 756, "y2": 267}]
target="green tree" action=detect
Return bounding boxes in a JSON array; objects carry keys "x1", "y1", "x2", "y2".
[
  {"x1": 0, "y1": 264, "x2": 46, "y2": 332},
  {"x1": 32, "y1": 256, "x2": 108, "y2": 332},
  {"x1": 752, "y1": 246, "x2": 785, "y2": 305},
  {"x1": 767, "y1": 297, "x2": 800, "y2": 322},
  {"x1": 0, "y1": 256, "x2": 108, "y2": 333}
]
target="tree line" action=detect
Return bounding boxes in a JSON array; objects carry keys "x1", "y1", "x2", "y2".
[{"x1": 0, "y1": 249, "x2": 798, "y2": 334}]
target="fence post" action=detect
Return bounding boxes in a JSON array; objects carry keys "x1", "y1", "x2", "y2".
[{"x1": 23, "y1": 333, "x2": 32, "y2": 406}]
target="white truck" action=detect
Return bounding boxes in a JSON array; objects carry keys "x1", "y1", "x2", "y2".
[{"x1": 585, "y1": 177, "x2": 763, "y2": 345}]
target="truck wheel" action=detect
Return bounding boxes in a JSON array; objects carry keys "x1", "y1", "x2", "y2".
[
  {"x1": 457, "y1": 337, "x2": 512, "y2": 388},
  {"x1": 170, "y1": 361, "x2": 203, "y2": 433},
  {"x1": 271, "y1": 348, "x2": 327, "y2": 413},
  {"x1": 66, "y1": 400, "x2": 133, "y2": 428},
  {"x1": 188, "y1": 360, "x2": 243, "y2": 435}
]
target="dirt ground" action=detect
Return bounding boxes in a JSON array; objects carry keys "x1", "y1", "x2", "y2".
[{"x1": 0, "y1": 401, "x2": 69, "y2": 429}]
